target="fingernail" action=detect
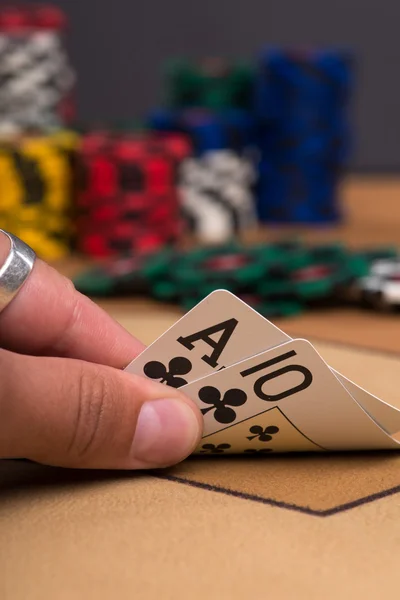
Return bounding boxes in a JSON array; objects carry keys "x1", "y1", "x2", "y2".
[{"x1": 132, "y1": 399, "x2": 201, "y2": 466}]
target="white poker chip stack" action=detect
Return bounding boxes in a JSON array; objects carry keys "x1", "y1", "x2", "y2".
[
  {"x1": 0, "y1": 6, "x2": 75, "y2": 133},
  {"x1": 358, "y1": 258, "x2": 400, "y2": 310},
  {"x1": 179, "y1": 150, "x2": 258, "y2": 244}
]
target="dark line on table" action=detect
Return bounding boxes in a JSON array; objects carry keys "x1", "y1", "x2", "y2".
[
  {"x1": 153, "y1": 474, "x2": 400, "y2": 517},
  {"x1": 319, "y1": 483, "x2": 400, "y2": 516}
]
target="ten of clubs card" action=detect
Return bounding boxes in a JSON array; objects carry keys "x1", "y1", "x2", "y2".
[{"x1": 125, "y1": 290, "x2": 400, "y2": 455}]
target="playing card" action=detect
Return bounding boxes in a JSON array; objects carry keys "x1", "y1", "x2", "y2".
[
  {"x1": 332, "y1": 373, "x2": 400, "y2": 436},
  {"x1": 125, "y1": 290, "x2": 291, "y2": 386},
  {"x1": 126, "y1": 289, "x2": 400, "y2": 452},
  {"x1": 196, "y1": 406, "x2": 323, "y2": 455},
  {"x1": 182, "y1": 339, "x2": 400, "y2": 452}
]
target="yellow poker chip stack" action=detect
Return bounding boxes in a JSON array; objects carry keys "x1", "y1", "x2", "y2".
[{"x1": 0, "y1": 130, "x2": 79, "y2": 260}]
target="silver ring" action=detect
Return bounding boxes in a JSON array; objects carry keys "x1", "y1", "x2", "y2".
[{"x1": 0, "y1": 229, "x2": 36, "y2": 314}]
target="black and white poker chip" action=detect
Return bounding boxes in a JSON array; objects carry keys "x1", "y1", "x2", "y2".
[
  {"x1": 357, "y1": 258, "x2": 400, "y2": 310},
  {"x1": 179, "y1": 150, "x2": 257, "y2": 243}
]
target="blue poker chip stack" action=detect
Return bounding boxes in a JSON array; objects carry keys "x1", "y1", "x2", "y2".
[
  {"x1": 148, "y1": 107, "x2": 257, "y2": 155},
  {"x1": 255, "y1": 47, "x2": 352, "y2": 223}
]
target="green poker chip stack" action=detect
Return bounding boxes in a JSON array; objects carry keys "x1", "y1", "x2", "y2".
[{"x1": 165, "y1": 59, "x2": 255, "y2": 110}]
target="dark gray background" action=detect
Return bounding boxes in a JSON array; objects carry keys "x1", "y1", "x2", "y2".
[{"x1": 26, "y1": 0, "x2": 400, "y2": 170}]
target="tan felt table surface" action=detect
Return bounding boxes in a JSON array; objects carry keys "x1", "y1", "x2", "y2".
[{"x1": 2, "y1": 177, "x2": 400, "y2": 599}]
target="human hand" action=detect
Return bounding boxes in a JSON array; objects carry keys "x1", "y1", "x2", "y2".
[{"x1": 0, "y1": 231, "x2": 202, "y2": 469}]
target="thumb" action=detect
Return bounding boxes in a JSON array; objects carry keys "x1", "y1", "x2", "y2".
[{"x1": 0, "y1": 350, "x2": 202, "y2": 469}]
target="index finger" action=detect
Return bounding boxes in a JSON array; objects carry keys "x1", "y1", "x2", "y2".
[{"x1": 0, "y1": 231, "x2": 145, "y2": 367}]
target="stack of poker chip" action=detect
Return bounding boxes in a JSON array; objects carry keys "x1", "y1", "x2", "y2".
[
  {"x1": 148, "y1": 108, "x2": 259, "y2": 244},
  {"x1": 0, "y1": 129, "x2": 79, "y2": 260},
  {"x1": 74, "y1": 241, "x2": 398, "y2": 317},
  {"x1": 75, "y1": 131, "x2": 192, "y2": 258},
  {"x1": 255, "y1": 48, "x2": 352, "y2": 223},
  {"x1": 0, "y1": 4, "x2": 75, "y2": 133},
  {"x1": 179, "y1": 150, "x2": 257, "y2": 244},
  {"x1": 165, "y1": 58, "x2": 254, "y2": 111},
  {"x1": 148, "y1": 107, "x2": 257, "y2": 155},
  {"x1": 338, "y1": 250, "x2": 400, "y2": 310}
]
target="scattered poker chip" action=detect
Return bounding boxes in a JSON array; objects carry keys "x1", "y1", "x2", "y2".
[
  {"x1": 257, "y1": 243, "x2": 360, "y2": 303},
  {"x1": 72, "y1": 240, "x2": 400, "y2": 322},
  {"x1": 289, "y1": 244, "x2": 348, "y2": 299},
  {"x1": 149, "y1": 242, "x2": 301, "y2": 306},
  {"x1": 139, "y1": 248, "x2": 181, "y2": 301},
  {"x1": 170, "y1": 244, "x2": 276, "y2": 297},
  {"x1": 73, "y1": 254, "x2": 154, "y2": 297}
]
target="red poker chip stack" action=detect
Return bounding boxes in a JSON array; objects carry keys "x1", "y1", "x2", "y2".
[
  {"x1": 0, "y1": 4, "x2": 67, "y2": 32},
  {"x1": 76, "y1": 131, "x2": 192, "y2": 258},
  {"x1": 0, "y1": 6, "x2": 33, "y2": 32}
]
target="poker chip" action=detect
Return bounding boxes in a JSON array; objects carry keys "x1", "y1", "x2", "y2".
[
  {"x1": 148, "y1": 107, "x2": 258, "y2": 243},
  {"x1": 178, "y1": 149, "x2": 258, "y2": 244},
  {"x1": 148, "y1": 108, "x2": 257, "y2": 155},
  {"x1": 0, "y1": 4, "x2": 75, "y2": 132},
  {"x1": 73, "y1": 254, "x2": 154, "y2": 297},
  {"x1": 173, "y1": 245, "x2": 271, "y2": 293},
  {"x1": 0, "y1": 130, "x2": 78, "y2": 259},
  {"x1": 73, "y1": 239, "x2": 400, "y2": 322},
  {"x1": 255, "y1": 48, "x2": 352, "y2": 223},
  {"x1": 165, "y1": 58, "x2": 254, "y2": 110},
  {"x1": 148, "y1": 243, "x2": 299, "y2": 305},
  {"x1": 75, "y1": 131, "x2": 192, "y2": 258},
  {"x1": 342, "y1": 251, "x2": 400, "y2": 310},
  {"x1": 289, "y1": 244, "x2": 348, "y2": 299}
]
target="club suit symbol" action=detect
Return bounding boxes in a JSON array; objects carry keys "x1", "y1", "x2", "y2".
[
  {"x1": 246, "y1": 425, "x2": 279, "y2": 442},
  {"x1": 143, "y1": 357, "x2": 192, "y2": 388},
  {"x1": 198, "y1": 386, "x2": 247, "y2": 424},
  {"x1": 199, "y1": 443, "x2": 231, "y2": 454}
]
